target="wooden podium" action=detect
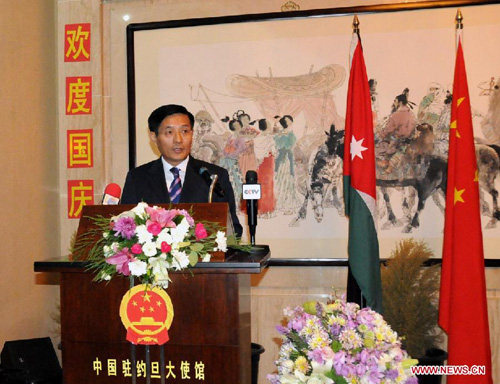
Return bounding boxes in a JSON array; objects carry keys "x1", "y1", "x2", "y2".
[{"x1": 34, "y1": 204, "x2": 270, "y2": 384}]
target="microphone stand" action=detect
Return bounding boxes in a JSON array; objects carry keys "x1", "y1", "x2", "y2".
[
  {"x1": 247, "y1": 201, "x2": 257, "y2": 245},
  {"x1": 207, "y1": 174, "x2": 218, "y2": 203}
]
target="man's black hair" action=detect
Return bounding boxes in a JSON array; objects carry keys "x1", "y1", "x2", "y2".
[{"x1": 148, "y1": 104, "x2": 195, "y2": 135}]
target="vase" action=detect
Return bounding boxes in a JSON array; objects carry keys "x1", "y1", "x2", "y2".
[{"x1": 416, "y1": 348, "x2": 448, "y2": 384}]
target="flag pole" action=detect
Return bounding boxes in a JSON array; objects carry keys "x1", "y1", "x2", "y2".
[
  {"x1": 349, "y1": 15, "x2": 360, "y2": 69},
  {"x1": 344, "y1": 14, "x2": 382, "y2": 312},
  {"x1": 438, "y1": 9, "x2": 493, "y2": 382},
  {"x1": 346, "y1": 14, "x2": 365, "y2": 309},
  {"x1": 353, "y1": 15, "x2": 359, "y2": 34},
  {"x1": 455, "y1": 9, "x2": 463, "y2": 49}
]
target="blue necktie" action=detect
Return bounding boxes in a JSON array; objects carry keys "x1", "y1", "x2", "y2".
[{"x1": 169, "y1": 167, "x2": 182, "y2": 203}]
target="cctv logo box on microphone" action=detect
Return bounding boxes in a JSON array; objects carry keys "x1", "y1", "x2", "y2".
[{"x1": 242, "y1": 184, "x2": 261, "y2": 200}]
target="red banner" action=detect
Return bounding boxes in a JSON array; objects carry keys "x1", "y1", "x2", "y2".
[
  {"x1": 66, "y1": 76, "x2": 92, "y2": 115},
  {"x1": 67, "y1": 180, "x2": 94, "y2": 219},
  {"x1": 64, "y1": 23, "x2": 91, "y2": 62},
  {"x1": 67, "y1": 129, "x2": 93, "y2": 168}
]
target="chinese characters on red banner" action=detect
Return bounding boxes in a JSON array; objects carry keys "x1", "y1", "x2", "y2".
[
  {"x1": 64, "y1": 24, "x2": 95, "y2": 219},
  {"x1": 64, "y1": 23, "x2": 91, "y2": 62},
  {"x1": 64, "y1": 24, "x2": 94, "y2": 218},
  {"x1": 67, "y1": 129, "x2": 93, "y2": 168},
  {"x1": 68, "y1": 180, "x2": 94, "y2": 219},
  {"x1": 66, "y1": 76, "x2": 92, "y2": 115}
]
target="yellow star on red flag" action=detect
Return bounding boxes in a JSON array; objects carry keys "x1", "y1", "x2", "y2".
[{"x1": 454, "y1": 188, "x2": 465, "y2": 204}]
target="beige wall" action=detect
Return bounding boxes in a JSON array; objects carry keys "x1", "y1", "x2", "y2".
[{"x1": 0, "y1": 0, "x2": 60, "y2": 349}]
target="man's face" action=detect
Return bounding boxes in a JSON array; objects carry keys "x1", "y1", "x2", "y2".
[{"x1": 149, "y1": 113, "x2": 193, "y2": 166}]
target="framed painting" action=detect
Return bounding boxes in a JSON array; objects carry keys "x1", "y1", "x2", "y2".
[{"x1": 126, "y1": 0, "x2": 500, "y2": 260}]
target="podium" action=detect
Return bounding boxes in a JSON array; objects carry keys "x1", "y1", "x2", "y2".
[{"x1": 34, "y1": 203, "x2": 270, "y2": 384}]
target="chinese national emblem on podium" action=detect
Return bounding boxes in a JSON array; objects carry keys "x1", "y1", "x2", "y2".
[{"x1": 119, "y1": 285, "x2": 174, "y2": 345}]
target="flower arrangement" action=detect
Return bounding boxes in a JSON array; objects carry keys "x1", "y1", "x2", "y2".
[
  {"x1": 75, "y1": 202, "x2": 230, "y2": 288},
  {"x1": 268, "y1": 298, "x2": 418, "y2": 384}
]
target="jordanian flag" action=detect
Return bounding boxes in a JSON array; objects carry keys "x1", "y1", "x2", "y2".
[
  {"x1": 343, "y1": 32, "x2": 383, "y2": 313},
  {"x1": 438, "y1": 37, "x2": 493, "y2": 384}
]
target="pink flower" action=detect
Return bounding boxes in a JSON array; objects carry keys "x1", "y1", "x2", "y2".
[
  {"x1": 105, "y1": 247, "x2": 134, "y2": 276},
  {"x1": 322, "y1": 346, "x2": 335, "y2": 361},
  {"x1": 146, "y1": 206, "x2": 177, "y2": 228},
  {"x1": 177, "y1": 210, "x2": 195, "y2": 226},
  {"x1": 131, "y1": 244, "x2": 143, "y2": 255},
  {"x1": 161, "y1": 242, "x2": 171, "y2": 253},
  {"x1": 146, "y1": 220, "x2": 162, "y2": 236},
  {"x1": 113, "y1": 217, "x2": 136, "y2": 239},
  {"x1": 195, "y1": 222, "x2": 208, "y2": 240}
]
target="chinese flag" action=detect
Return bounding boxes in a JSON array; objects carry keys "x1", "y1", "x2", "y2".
[{"x1": 438, "y1": 38, "x2": 492, "y2": 383}]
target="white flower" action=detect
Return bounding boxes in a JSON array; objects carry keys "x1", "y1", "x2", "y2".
[
  {"x1": 215, "y1": 231, "x2": 227, "y2": 252},
  {"x1": 156, "y1": 228, "x2": 172, "y2": 249},
  {"x1": 281, "y1": 360, "x2": 294, "y2": 374},
  {"x1": 306, "y1": 374, "x2": 333, "y2": 384},
  {"x1": 171, "y1": 219, "x2": 190, "y2": 244},
  {"x1": 155, "y1": 279, "x2": 170, "y2": 289},
  {"x1": 99, "y1": 272, "x2": 111, "y2": 281},
  {"x1": 103, "y1": 232, "x2": 109, "y2": 239},
  {"x1": 293, "y1": 370, "x2": 307, "y2": 383},
  {"x1": 148, "y1": 254, "x2": 171, "y2": 285},
  {"x1": 388, "y1": 346, "x2": 403, "y2": 360},
  {"x1": 179, "y1": 217, "x2": 190, "y2": 230},
  {"x1": 280, "y1": 373, "x2": 302, "y2": 384},
  {"x1": 142, "y1": 241, "x2": 157, "y2": 257},
  {"x1": 377, "y1": 353, "x2": 392, "y2": 370},
  {"x1": 306, "y1": 378, "x2": 322, "y2": 384},
  {"x1": 103, "y1": 245, "x2": 112, "y2": 257},
  {"x1": 111, "y1": 242, "x2": 119, "y2": 252},
  {"x1": 129, "y1": 260, "x2": 147, "y2": 276},
  {"x1": 310, "y1": 361, "x2": 333, "y2": 376},
  {"x1": 111, "y1": 210, "x2": 135, "y2": 221},
  {"x1": 131, "y1": 202, "x2": 148, "y2": 217},
  {"x1": 172, "y1": 250, "x2": 190, "y2": 270},
  {"x1": 201, "y1": 254, "x2": 211, "y2": 262},
  {"x1": 136, "y1": 225, "x2": 153, "y2": 244}
]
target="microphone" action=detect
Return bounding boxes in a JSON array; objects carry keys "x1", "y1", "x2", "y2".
[
  {"x1": 102, "y1": 183, "x2": 121, "y2": 205},
  {"x1": 243, "y1": 170, "x2": 261, "y2": 245},
  {"x1": 198, "y1": 167, "x2": 225, "y2": 198}
]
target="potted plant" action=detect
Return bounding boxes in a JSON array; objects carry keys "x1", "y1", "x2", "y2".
[{"x1": 381, "y1": 238, "x2": 447, "y2": 383}]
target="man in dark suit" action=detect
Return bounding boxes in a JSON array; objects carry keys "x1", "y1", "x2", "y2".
[{"x1": 121, "y1": 104, "x2": 243, "y2": 237}]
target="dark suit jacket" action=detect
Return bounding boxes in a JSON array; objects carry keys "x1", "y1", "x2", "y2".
[{"x1": 121, "y1": 156, "x2": 243, "y2": 237}]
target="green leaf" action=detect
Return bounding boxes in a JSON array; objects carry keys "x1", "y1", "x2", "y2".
[
  {"x1": 303, "y1": 301, "x2": 318, "y2": 315},
  {"x1": 190, "y1": 243, "x2": 204, "y2": 252},
  {"x1": 331, "y1": 340, "x2": 342, "y2": 353},
  {"x1": 188, "y1": 251, "x2": 199, "y2": 267},
  {"x1": 287, "y1": 331, "x2": 309, "y2": 352},
  {"x1": 324, "y1": 369, "x2": 348, "y2": 384}
]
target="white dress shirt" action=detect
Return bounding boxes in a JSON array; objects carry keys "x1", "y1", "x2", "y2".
[{"x1": 161, "y1": 156, "x2": 189, "y2": 192}]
